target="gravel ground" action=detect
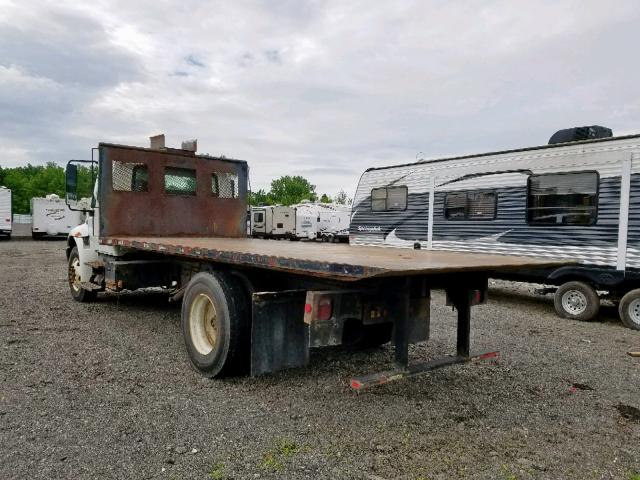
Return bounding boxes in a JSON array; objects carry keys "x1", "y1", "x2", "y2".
[{"x1": 1, "y1": 240, "x2": 639, "y2": 480}]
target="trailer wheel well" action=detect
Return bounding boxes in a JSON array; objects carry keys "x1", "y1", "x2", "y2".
[{"x1": 546, "y1": 266, "x2": 624, "y2": 290}]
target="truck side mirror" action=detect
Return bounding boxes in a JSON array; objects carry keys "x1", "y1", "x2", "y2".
[
  {"x1": 65, "y1": 160, "x2": 97, "y2": 212},
  {"x1": 66, "y1": 164, "x2": 78, "y2": 202}
]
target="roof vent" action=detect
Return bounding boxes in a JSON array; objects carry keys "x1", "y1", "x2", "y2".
[
  {"x1": 548, "y1": 126, "x2": 612, "y2": 145},
  {"x1": 181, "y1": 139, "x2": 197, "y2": 152},
  {"x1": 150, "y1": 134, "x2": 166, "y2": 149}
]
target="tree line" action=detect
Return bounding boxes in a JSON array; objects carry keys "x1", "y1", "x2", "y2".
[
  {"x1": 249, "y1": 175, "x2": 351, "y2": 206},
  {"x1": 0, "y1": 164, "x2": 350, "y2": 214}
]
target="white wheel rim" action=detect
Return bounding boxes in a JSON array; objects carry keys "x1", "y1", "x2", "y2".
[
  {"x1": 562, "y1": 290, "x2": 587, "y2": 316},
  {"x1": 69, "y1": 257, "x2": 81, "y2": 292},
  {"x1": 190, "y1": 293, "x2": 218, "y2": 355},
  {"x1": 628, "y1": 298, "x2": 640, "y2": 325}
]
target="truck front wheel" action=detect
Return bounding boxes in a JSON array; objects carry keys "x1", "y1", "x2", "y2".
[
  {"x1": 553, "y1": 281, "x2": 599, "y2": 322},
  {"x1": 618, "y1": 289, "x2": 640, "y2": 330},
  {"x1": 181, "y1": 272, "x2": 250, "y2": 377},
  {"x1": 68, "y1": 247, "x2": 97, "y2": 302}
]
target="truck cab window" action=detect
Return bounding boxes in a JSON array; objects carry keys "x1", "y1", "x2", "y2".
[
  {"x1": 527, "y1": 172, "x2": 598, "y2": 225},
  {"x1": 112, "y1": 161, "x2": 148, "y2": 192},
  {"x1": 371, "y1": 186, "x2": 408, "y2": 211},
  {"x1": 165, "y1": 167, "x2": 196, "y2": 195}
]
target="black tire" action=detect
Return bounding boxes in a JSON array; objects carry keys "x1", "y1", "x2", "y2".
[
  {"x1": 181, "y1": 272, "x2": 250, "y2": 377},
  {"x1": 68, "y1": 246, "x2": 97, "y2": 302},
  {"x1": 618, "y1": 289, "x2": 640, "y2": 330},
  {"x1": 342, "y1": 320, "x2": 393, "y2": 350},
  {"x1": 554, "y1": 281, "x2": 599, "y2": 321}
]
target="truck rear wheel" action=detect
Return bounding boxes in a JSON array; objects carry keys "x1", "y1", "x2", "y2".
[
  {"x1": 553, "y1": 281, "x2": 599, "y2": 322},
  {"x1": 618, "y1": 289, "x2": 640, "y2": 330},
  {"x1": 68, "y1": 246, "x2": 97, "y2": 302},
  {"x1": 181, "y1": 272, "x2": 250, "y2": 377}
]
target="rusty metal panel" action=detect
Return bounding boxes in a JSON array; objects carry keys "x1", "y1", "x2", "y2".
[
  {"x1": 100, "y1": 236, "x2": 572, "y2": 281},
  {"x1": 250, "y1": 290, "x2": 309, "y2": 376},
  {"x1": 98, "y1": 143, "x2": 248, "y2": 237}
]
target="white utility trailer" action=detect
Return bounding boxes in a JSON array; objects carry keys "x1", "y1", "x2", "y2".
[
  {"x1": 0, "y1": 186, "x2": 11, "y2": 239},
  {"x1": 31, "y1": 194, "x2": 84, "y2": 239}
]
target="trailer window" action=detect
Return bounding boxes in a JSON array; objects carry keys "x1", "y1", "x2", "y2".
[
  {"x1": 527, "y1": 172, "x2": 598, "y2": 225},
  {"x1": 371, "y1": 186, "x2": 407, "y2": 211},
  {"x1": 254, "y1": 212, "x2": 264, "y2": 223},
  {"x1": 112, "y1": 161, "x2": 148, "y2": 192},
  {"x1": 445, "y1": 191, "x2": 496, "y2": 220},
  {"x1": 165, "y1": 167, "x2": 196, "y2": 195}
]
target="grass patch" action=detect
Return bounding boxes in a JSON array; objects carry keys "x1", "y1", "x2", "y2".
[
  {"x1": 208, "y1": 462, "x2": 226, "y2": 480},
  {"x1": 628, "y1": 473, "x2": 640, "y2": 480},
  {"x1": 260, "y1": 438, "x2": 300, "y2": 472}
]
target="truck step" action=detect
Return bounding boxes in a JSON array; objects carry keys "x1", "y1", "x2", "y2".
[
  {"x1": 80, "y1": 281, "x2": 103, "y2": 291},
  {"x1": 85, "y1": 261, "x2": 105, "y2": 269}
]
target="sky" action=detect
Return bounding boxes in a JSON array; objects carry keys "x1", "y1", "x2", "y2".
[{"x1": 1, "y1": 0, "x2": 640, "y2": 199}]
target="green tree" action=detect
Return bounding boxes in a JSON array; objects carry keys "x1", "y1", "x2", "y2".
[
  {"x1": 319, "y1": 193, "x2": 331, "y2": 203},
  {"x1": 334, "y1": 189, "x2": 351, "y2": 205},
  {"x1": 249, "y1": 188, "x2": 269, "y2": 206},
  {"x1": 269, "y1": 176, "x2": 316, "y2": 206},
  {"x1": 0, "y1": 162, "x2": 96, "y2": 214}
]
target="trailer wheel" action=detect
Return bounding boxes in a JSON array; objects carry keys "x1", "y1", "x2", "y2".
[
  {"x1": 68, "y1": 247, "x2": 97, "y2": 302},
  {"x1": 554, "y1": 281, "x2": 599, "y2": 321},
  {"x1": 618, "y1": 289, "x2": 640, "y2": 330},
  {"x1": 181, "y1": 272, "x2": 250, "y2": 377}
]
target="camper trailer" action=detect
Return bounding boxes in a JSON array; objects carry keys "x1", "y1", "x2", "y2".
[
  {"x1": 250, "y1": 205, "x2": 296, "y2": 239},
  {"x1": 252, "y1": 203, "x2": 352, "y2": 242},
  {"x1": 292, "y1": 202, "x2": 351, "y2": 241},
  {"x1": 350, "y1": 127, "x2": 640, "y2": 330},
  {"x1": 318, "y1": 204, "x2": 351, "y2": 242},
  {"x1": 0, "y1": 187, "x2": 11, "y2": 239},
  {"x1": 294, "y1": 202, "x2": 320, "y2": 240},
  {"x1": 31, "y1": 194, "x2": 84, "y2": 239}
]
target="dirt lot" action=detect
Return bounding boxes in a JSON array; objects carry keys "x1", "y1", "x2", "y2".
[{"x1": 1, "y1": 240, "x2": 639, "y2": 480}]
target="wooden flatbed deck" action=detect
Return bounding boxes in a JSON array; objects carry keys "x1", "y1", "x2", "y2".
[{"x1": 101, "y1": 236, "x2": 567, "y2": 281}]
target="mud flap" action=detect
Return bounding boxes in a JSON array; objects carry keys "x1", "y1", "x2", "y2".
[{"x1": 250, "y1": 290, "x2": 309, "y2": 376}]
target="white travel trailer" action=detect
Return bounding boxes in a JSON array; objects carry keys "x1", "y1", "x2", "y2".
[
  {"x1": 31, "y1": 194, "x2": 84, "y2": 239},
  {"x1": 251, "y1": 205, "x2": 296, "y2": 239},
  {"x1": 294, "y1": 202, "x2": 320, "y2": 240},
  {"x1": 0, "y1": 186, "x2": 11, "y2": 239},
  {"x1": 317, "y1": 204, "x2": 351, "y2": 242},
  {"x1": 350, "y1": 126, "x2": 640, "y2": 330}
]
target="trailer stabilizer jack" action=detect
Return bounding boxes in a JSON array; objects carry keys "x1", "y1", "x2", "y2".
[{"x1": 349, "y1": 350, "x2": 499, "y2": 392}]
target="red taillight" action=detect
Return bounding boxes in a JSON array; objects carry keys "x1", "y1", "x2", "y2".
[
  {"x1": 304, "y1": 303, "x2": 312, "y2": 314},
  {"x1": 317, "y1": 298, "x2": 332, "y2": 321}
]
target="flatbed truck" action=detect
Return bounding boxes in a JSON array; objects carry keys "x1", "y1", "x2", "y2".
[{"x1": 65, "y1": 141, "x2": 566, "y2": 389}]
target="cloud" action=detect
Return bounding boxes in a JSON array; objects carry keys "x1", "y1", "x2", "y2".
[{"x1": 1, "y1": 0, "x2": 639, "y2": 198}]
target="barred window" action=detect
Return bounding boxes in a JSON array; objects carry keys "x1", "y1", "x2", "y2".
[
  {"x1": 211, "y1": 174, "x2": 219, "y2": 196},
  {"x1": 112, "y1": 161, "x2": 148, "y2": 192},
  {"x1": 445, "y1": 191, "x2": 496, "y2": 220},
  {"x1": 371, "y1": 186, "x2": 407, "y2": 211},
  {"x1": 213, "y1": 172, "x2": 239, "y2": 198},
  {"x1": 527, "y1": 172, "x2": 598, "y2": 225},
  {"x1": 165, "y1": 167, "x2": 196, "y2": 195}
]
